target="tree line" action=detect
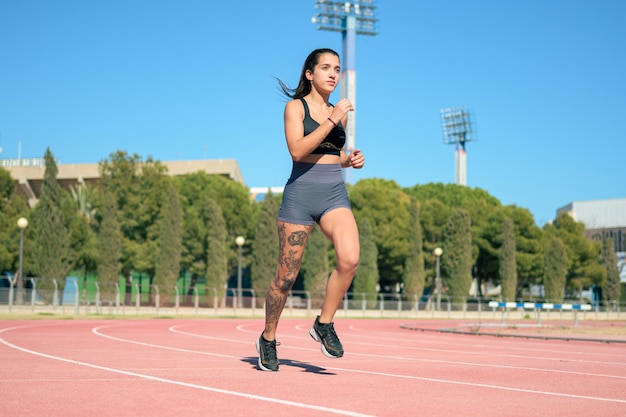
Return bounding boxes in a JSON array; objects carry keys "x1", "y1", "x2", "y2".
[{"x1": 0, "y1": 148, "x2": 622, "y2": 306}]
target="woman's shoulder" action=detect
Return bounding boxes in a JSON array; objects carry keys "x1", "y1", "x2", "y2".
[{"x1": 285, "y1": 98, "x2": 305, "y2": 114}]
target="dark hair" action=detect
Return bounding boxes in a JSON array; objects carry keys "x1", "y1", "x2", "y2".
[{"x1": 276, "y1": 48, "x2": 340, "y2": 99}]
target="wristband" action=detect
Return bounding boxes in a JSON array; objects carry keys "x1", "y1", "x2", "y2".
[{"x1": 327, "y1": 117, "x2": 337, "y2": 127}]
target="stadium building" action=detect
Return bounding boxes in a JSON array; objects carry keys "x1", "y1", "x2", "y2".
[
  {"x1": 557, "y1": 198, "x2": 626, "y2": 283},
  {"x1": 2, "y1": 157, "x2": 244, "y2": 207}
]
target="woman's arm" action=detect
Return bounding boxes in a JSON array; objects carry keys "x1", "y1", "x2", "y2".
[
  {"x1": 284, "y1": 98, "x2": 353, "y2": 161},
  {"x1": 284, "y1": 100, "x2": 336, "y2": 161}
]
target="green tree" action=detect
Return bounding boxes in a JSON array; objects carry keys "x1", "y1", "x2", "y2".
[
  {"x1": 543, "y1": 234, "x2": 567, "y2": 302},
  {"x1": 350, "y1": 178, "x2": 411, "y2": 291},
  {"x1": 99, "y1": 151, "x2": 144, "y2": 302},
  {"x1": 402, "y1": 199, "x2": 425, "y2": 303},
  {"x1": 601, "y1": 237, "x2": 620, "y2": 306},
  {"x1": 405, "y1": 183, "x2": 502, "y2": 295},
  {"x1": 99, "y1": 151, "x2": 169, "y2": 304},
  {"x1": 70, "y1": 183, "x2": 96, "y2": 225},
  {"x1": 419, "y1": 198, "x2": 451, "y2": 292},
  {"x1": 551, "y1": 212, "x2": 604, "y2": 294},
  {"x1": 66, "y1": 189, "x2": 98, "y2": 283},
  {"x1": 0, "y1": 166, "x2": 14, "y2": 201},
  {"x1": 179, "y1": 203, "x2": 207, "y2": 296},
  {"x1": 97, "y1": 190, "x2": 122, "y2": 298},
  {"x1": 154, "y1": 181, "x2": 182, "y2": 304},
  {"x1": 176, "y1": 171, "x2": 258, "y2": 270},
  {"x1": 499, "y1": 217, "x2": 517, "y2": 301},
  {"x1": 250, "y1": 192, "x2": 279, "y2": 306},
  {"x1": 32, "y1": 148, "x2": 71, "y2": 301},
  {"x1": 204, "y1": 198, "x2": 228, "y2": 306},
  {"x1": 176, "y1": 173, "x2": 247, "y2": 303},
  {"x1": 442, "y1": 208, "x2": 473, "y2": 301},
  {"x1": 0, "y1": 167, "x2": 30, "y2": 274},
  {"x1": 476, "y1": 206, "x2": 543, "y2": 298},
  {"x1": 302, "y1": 226, "x2": 329, "y2": 303},
  {"x1": 352, "y1": 217, "x2": 378, "y2": 308}
]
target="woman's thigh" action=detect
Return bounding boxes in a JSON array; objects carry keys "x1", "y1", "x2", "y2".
[
  {"x1": 275, "y1": 221, "x2": 314, "y2": 287},
  {"x1": 318, "y1": 208, "x2": 360, "y2": 261}
]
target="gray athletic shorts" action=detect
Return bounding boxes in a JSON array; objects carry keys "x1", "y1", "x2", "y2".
[{"x1": 277, "y1": 162, "x2": 351, "y2": 226}]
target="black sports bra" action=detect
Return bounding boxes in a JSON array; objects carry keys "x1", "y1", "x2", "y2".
[{"x1": 300, "y1": 98, "x2": 346, "y2": 156}]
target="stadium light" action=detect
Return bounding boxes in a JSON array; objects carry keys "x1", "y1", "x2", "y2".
[
  {"x1": 312, "y1": 0, "x2": 379, "y2": 182},
  {"x1": 440, "y1": 107, "x2": 476, "y2": 186}
]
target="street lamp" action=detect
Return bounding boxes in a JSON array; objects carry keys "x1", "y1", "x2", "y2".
[
  {"x1": 235, "y1": 236, "x2": 245, "y2": 308},
  {"x1": 433, "y1": 247, "x2": 443, "y2": 311},
  {"x1": 16, "y1": 217, "x2": 29, "y2": 305}
]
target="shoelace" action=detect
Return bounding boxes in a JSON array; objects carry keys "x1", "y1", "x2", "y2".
[
  {"x1": 320, "y1": 323, "x2": 339, "y2": 344},
  {"x1": 262, "y1": 339, "x2": 281, "y2": 352}
]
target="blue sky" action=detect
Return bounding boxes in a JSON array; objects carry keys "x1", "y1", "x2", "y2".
[{"x1": 1, "y1": 0, "x2": 624, "y2": 226}]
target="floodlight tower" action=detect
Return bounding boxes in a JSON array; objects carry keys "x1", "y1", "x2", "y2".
[
  {"x1": 312, "y1": 0, "x2": 378, "y2": 182},
  {"x1": 440, "y1": 107, "x2": 476, "y2": 186}
]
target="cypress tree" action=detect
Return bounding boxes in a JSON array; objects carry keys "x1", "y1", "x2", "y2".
[
  {"x1": 32, "y1": 148, "x2": 71, "y2": 302},
  {"x1": 543, "y1": 234, "x2": 567, "y2": 302},
  {"x1": 402, "y1": 199, "x2": 425, "y2": 304},
  {"x1": 301, "y1": 226, "x2": 328, "y2": 301},
  {"x1": 499, "y1": 217, "x2": 517, "y2": 301},
  {"x1": 250, "y1": 192, "x2": 279, "y2": 305},
  {"x1": 353, "y1": 217, "x2": 378, "y2": 308},
  {"x1": 97, "y1": 190, "x2": 122, "y2": 298},
  {"x1": 602, "y1": 237, "x2": 620, "y2": 306},
  {"x1": 154, "y1": 182, "x2": 182, "y2": 304},
  {"x1": 442, "y1": 208, "x2": 473, "y2": 301},
  {"x1": 204, "y1": 198, "x2": 227, "y2": 306}
]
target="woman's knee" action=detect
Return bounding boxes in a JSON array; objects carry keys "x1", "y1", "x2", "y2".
[{"x1": 337, "y1": 252, "x2": 359, "y2": 274}]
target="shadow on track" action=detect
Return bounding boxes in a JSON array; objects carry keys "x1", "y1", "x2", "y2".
[{"x1": 241, "y1": 357, "x2": 336, "y2": 375}]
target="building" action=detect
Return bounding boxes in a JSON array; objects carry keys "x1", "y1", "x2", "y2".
[
  {"x1": 2, "y1": 157, "x2": 244, "y2": 207},
  {"x1": 557, "y1": 198, "x2": 626, "y2": 282}
]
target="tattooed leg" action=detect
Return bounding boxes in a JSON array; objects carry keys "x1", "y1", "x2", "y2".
[{"x1": 263, "y1": 222, "x2": 313, "y2": 341}]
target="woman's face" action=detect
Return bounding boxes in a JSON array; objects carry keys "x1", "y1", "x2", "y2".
[{"x1": 307, "y1": 53, "x2": 341, "y2": 93}]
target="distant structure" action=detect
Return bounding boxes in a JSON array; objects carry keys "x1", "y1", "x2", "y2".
[
  {"x1": 557, "y1": 199, "x2": 626, "y2": 252},
  {"x1": 440, "y1": 107, "x2": 476, "y2": 186},
  {"x1": 557, "y1": 198, "x2": 626, "y2": 282},
  {"x1": 249, "y1": 186, "x2": 285, "y2": 201},
  {"x1": 312, "y1": 0, "x2": 378, "y2": 182},
  {"x1": 2, "y1": 158, "x2": 244, "y2": 207}
]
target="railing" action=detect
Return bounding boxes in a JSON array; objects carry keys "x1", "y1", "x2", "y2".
[{"x1": 0, "y1": 276, "x2": 622, "y2": 320}]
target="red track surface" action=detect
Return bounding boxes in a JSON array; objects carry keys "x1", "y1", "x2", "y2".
[{"x1": 1, "y1": 318, "x2": 625, "y2": 417}]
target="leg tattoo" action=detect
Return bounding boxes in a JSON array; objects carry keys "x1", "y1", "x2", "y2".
[{"x1": 264, "y1": 223, "x2": 313, "y2": 336}]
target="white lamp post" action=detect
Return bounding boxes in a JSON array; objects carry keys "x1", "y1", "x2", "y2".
[
  {"x1": 433, "y1": 247, "x2": 443, "y2": 311},
  {"x1": 16, "y1": 217, "x2": 29, "y2": 305},
  {"x1": 235, "y1": 236, "x2": 245, "y2": 308}
]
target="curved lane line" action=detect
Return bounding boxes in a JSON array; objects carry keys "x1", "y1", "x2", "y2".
[
  {"x1": 169, "y1": 324, "x2": 626, "y2": 380},
  {"x1": 0, "y1": 325, "x2": 375, "y2": 417}
]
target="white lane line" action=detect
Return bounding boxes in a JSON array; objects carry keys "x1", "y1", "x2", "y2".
[
  {"x1": 320, "y1": 365, "x2": 626, "y2": 404},
  {"x1": 230, "y1": 322, "x2": 626, "y2": 369},
  {"x1": 129, "y1": 324, "x2": 626, "y2": 404},
  {"x1": 171, "y1": 324, "x2": 626, "y2": 381},
  {"x1": 0, "y1": 325, "x2": 375, "y2": 417},
  {"x1": 346, "y1": 323, "x2": 626, "y2": 359}
]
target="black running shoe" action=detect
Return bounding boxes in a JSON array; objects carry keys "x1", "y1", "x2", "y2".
[
  {"x1": 309, "y1": 316, "x2": 344, "y2": 358},
  {"x1": 256, "y1": 333, "x2": 279, "y2": 372}
]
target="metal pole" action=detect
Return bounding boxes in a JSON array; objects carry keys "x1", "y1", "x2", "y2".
[
  {"x1": 16, "y1": 228, "x2": 25, "y2": 305},
  {"x1": 436, "y1": 255, "x2": 441, "y2": 311},
  {"x1": 237, "y1": 244, "x2": 242, "y2": 308}
]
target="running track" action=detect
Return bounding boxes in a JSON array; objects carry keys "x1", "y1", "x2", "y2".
[{"x1": 1, "y1": 318, "x2": 625, "y2": 417}]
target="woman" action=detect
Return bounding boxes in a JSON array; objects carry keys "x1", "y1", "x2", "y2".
[{"x1": 256, "y1": 48, "x2": 365, "y2": 372}]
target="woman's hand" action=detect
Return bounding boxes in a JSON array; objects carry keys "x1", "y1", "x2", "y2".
[
  {"x1": 347, "y1": 148, "x2": 364, "y2": 169},
  {"x1": 330, "y1": 98, "x2": 354, "y2": 124}
]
